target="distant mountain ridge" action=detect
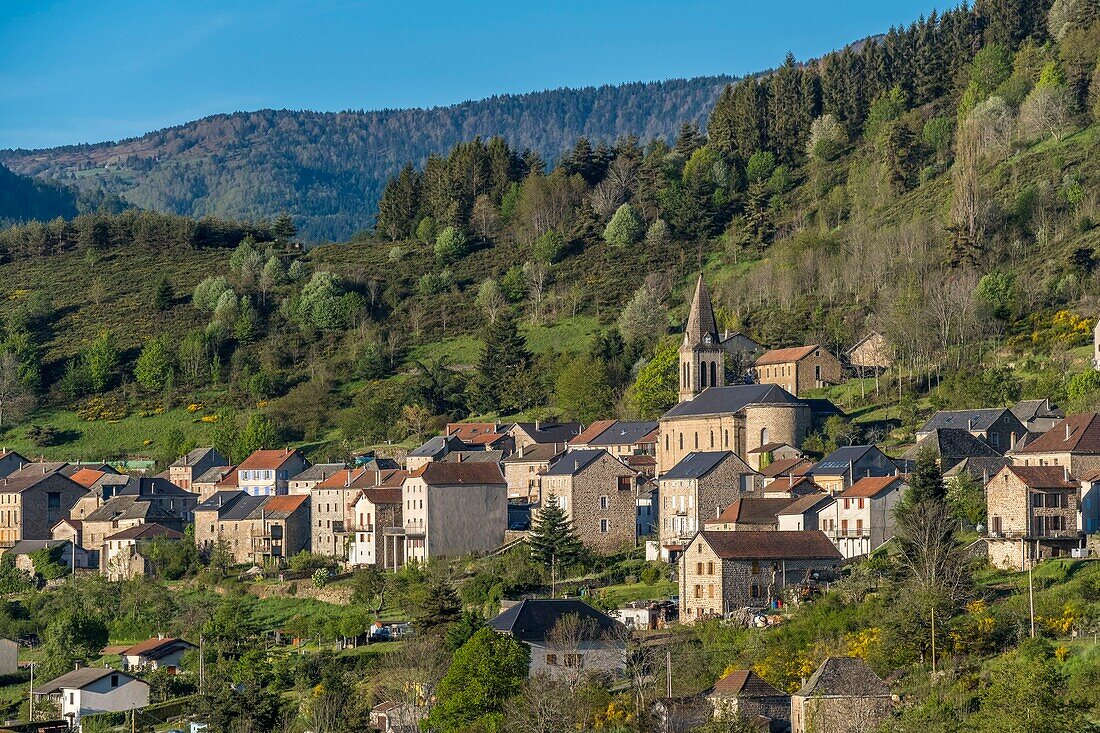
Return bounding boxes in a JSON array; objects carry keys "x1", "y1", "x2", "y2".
[
  {"x1": 0, "y1": 76, "x2": 736, "y2": 241},
  {"x1": 0, "y1": 162, "x2": 128, "y2": 226}
]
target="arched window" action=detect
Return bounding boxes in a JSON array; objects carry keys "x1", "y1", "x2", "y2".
[
  {"x1": 760, "y1": 427, "x2": 769, "y2": 445},
  {"x1": 679, "y1": 434, "x2": 683, "y2": 450},
  {"x1": 710, "y1": 361, "x2": 717, "y2": 387},
  {"x1": 694, "y1": 432, "x2": 699, "y2": 449},
  {"x1": 665, "y1": 434, "x2": 670, "y2": 451},
  {"x1": 699, "y1": 362, "x2": 707, "y2": 389},
  {"x1": 724, "y1": 430, "x2": 729, "y2": 447},
  {"x1": 709, "y1": 431, "x2": 714, "y2": 448}
]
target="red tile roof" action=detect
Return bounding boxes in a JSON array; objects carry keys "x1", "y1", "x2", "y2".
[
  {"x1": 69, "y1": 468, "x2": 105, "y2": 489},
  {"x1": 1014, "y1": 412, "x2": 1100, "y2": 455},
  {"x1": 262, "y1": 494, "x2": 310, "y2": 513},
  {"x1": 237, "y1": 449, "x2": 301, "y2": 471},
  {"x1": 704, "y1": 498, "x2": 795, "y2": 526},
  {"x1": 570, "y1": 420, "x2": 616, "y2": 445},
  {"x1": 215, "y1": 465, "x2": 239, "y2": 487},
  {"x1": 839, "y1": 476, "x2": 905, "y2": 499},
  {"x1": 317, "y1": 467, "x2": 407, "y2": 489},
  {"x1": 760, "y1": 457, "x2": 812, "y2": 479},
  {"x1": 699, "y1": 530, "x2": 842, "y2": 561},
  {"x1": 446, "y1": 423, "x2": 500, "y2": 441},
  {"x1": 709, "y1": 669, "x2": 785, "y2": 698},
  {"x1": 1002, "y1": 465, "x2": 1077, "y2": 489},
  {"x1": 754, "y1": 345, "x2": 819, "y2": 367}
]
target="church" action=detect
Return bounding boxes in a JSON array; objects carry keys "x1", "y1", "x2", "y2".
[{"x1": 656, "y1": 275, "x2": 828, "y2": 475}]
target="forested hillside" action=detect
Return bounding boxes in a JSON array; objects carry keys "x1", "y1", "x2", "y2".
[
  {"x1": 0, "y1": 76, "x2": 735, "y2": 241},
  {"x1": 0, "y1": 163, "x2": 127, "y2": 226},
  {"x1": 3, "y1": 0, "x2": 1100, "y2": 469}
]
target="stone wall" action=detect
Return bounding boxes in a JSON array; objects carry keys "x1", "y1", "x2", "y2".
[
  {"x1": 744, "y1": 404, "x2": 810, "y2": 462},
  {"x1": 792, "y1": 695, "x2": 892, "y2": 733},
  {"x1": 568, "y1": 454, "x2": 639, "y2": 553},
  {"x1": 679, "y1": 535, "x2": 726, "y2": 622},
  {"x1": 657, "y1": 414, "x2": 742, "y2": 475}
]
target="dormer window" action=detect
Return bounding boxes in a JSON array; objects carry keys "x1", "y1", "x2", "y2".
[{"x1": 704, "y1": 334, "x2": 713, "y2": 345}]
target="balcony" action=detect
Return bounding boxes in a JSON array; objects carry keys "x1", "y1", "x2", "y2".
[
  {"x1": 825, "y1": 528, "x2": 870, "y2": 539},
  {"x1": 403, "y1": 520, "x2": 426, "y2": 537},
  {"x1": 987, "y1": 529, "x2": 1080, "y2": 540}
]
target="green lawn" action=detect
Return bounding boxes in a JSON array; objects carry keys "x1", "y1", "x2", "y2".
[
  {"x1": 0, "y1": 405, "x2": 220, "y2": 462},
  {"x1": 593, "y1": 579, "x2": 677, "y2": 607}
]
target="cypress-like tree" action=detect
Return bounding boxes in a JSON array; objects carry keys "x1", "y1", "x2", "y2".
[
  {"x1": 153, "y1": 277, "x2": 173, "y2": 312},
  {"x1": 528, "y1": 494, "x2": 582, "y2": 568},
  {"x1": 907, "y1": 445, "x2": 946, "y2": 504}
]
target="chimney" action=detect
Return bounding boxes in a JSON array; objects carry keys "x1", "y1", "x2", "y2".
[
  {"x1": 457, "y1": 453, "x2": 464, "y2": 463},
  {"x1": 519, "y1": 444, "x2": 525, "y2": 459},
  {"x1": 1066, "y1": 423, "x2": 1071, "y2": 441},
  {"x1": 1064, "y1": 465, "x2": 1069, "y2": 481}
]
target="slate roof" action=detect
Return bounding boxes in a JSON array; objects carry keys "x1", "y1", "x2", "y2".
[
  {"x1": 660, "y1": 452, "x2": 732, "y2": 481},
  {"x1": 121, "y1": 637, "x2": 196, "y2": 660},
  {"x1": 7, "y1": 539, "x2": 70, "y2": 555},
  {"x1": 511, "y1": 422, "x2": 583, "y2": 444},
  {"x1": 919, "y1": 408, "x2": 1016, "y2": 434},
  {"x1": 776, "y1": 492, "x2": 833, "y2": 516},
  {"x1": 194, "y1": 465, "x2": 234, "y2": 484},
  {"x1": 502, "y1": 444, "x2": 565, "y2": 464},
  {"x1": 839, "y1": 476, "x2": 905, "y2": 499},
  {"x1": 808, "y1": 446, "x2": 891, "y2": 476},
  {"x1": 795, "y1": 657, "x2": 890, "y2": 698},
  {"x1": 1002, "y1": 465, "x2": 1077, "y2": 489},
  {"x1": 195, "y1": 491, "x2": 247, "y2": 516},
  {"x1": 704, "y1": 498, "x2": 794, "y2": 526},
  {"x1": 445, "y1": 423, "x2": 501, "y2": 441},
  {"x1": 408, "y1": 434, "x2": 466, "y2": 458},
  {"x1": 220, "y1": 494, "x2": 268, "y2": 521},
  {"x1": 104, "y1": 523, "x2": 183, "y2": 542},
  {"x1": 0, "y1": 471, "x2": 80, "y2": 493},
  {"x1": 439, "y1": 450, "x2": 505, "y2": 464},
  {"x1": 902, "y1": 429, "x2": 1001, "y2": 460},
  {"x1": 489, "y1": 598, "x2": 624, "y2": 643},
  {"x1": 699, "y1": 530, "x2": 842, "y2": 561},
  {"x1": 684, "y1": 274, "x2": 720, "y2": 346},
  {"x1": 662, "y1": 384, "x2": 801, "y2": 419},
  {"x1": 170, "y1": 447, "x2": 226, "y2": 470},
  {"x1": 1013, "y1": 413, "x2": 1100, "y2": 454},
  {"x1": 543, "y1": 449, "x2": 608, "y2": 476},
  {"x1": 571, "y1": 420, "x2": 659, "y2": 447},
  {"x1": 1011, "y1": 399, "x2": 1064, "y2": 423},
  {"x1": 33, "y1": 667, "x2": 141, "y2": 695},
  {"x1": 754, "y1": 345, "x2": 819, "y2": 366},
  {"x1": 85, "y1": 496, "x2": 175, "y2": 523},
  {"x1": 414, "y1": 462, "x2": 505, "y2": 485},
  {"x1": 708, "y1": 669, "x2": 786, "y2": 699},
  {"x1": 289, "y1": 463, "x2": 346, "y2": 483},
  {"x1": 942, "y1": 456, "x2": 1010, "y2": 482},
  {"x1": 4, "y1": 462, "x2": 68, "y2": 481},
  {"x1": 115, "y1": 476, "x2": 192, "y2": 497}
]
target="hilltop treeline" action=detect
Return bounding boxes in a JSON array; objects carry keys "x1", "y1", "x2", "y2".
[
  {"x1": 0, "y1": 163, "x2": 127, "y2": 227},
  {"x1": 0, "y1": 77, "x2": 736, "y2": 241}
]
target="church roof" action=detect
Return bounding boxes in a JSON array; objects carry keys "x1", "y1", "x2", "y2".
[{"x1": 684, "y1": 274, "x2": 719, "y2": 347}]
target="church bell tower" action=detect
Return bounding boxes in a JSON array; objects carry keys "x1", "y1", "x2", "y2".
[{"x1": 679, "y1": 274, "x2": 725, "y2": 402}]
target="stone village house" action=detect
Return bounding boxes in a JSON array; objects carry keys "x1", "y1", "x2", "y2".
[
  {"x1": 536, "y1": 449, "x2": 643, "y2": 553},
  {"x1": 753, "y1": 345, "x2": 843, "y2": 397},
  {"x1": 679, "y1": 530, "x2": 842, "y2": 622},
  {"x1": 985, "y1": 465, "x2": 1081, "y2": 570},
  {"x1": 657, "y1": 451, "x2": 762, "y2": 555}
]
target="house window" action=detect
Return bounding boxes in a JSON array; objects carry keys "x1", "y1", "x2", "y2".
[
  {"x1": 599, "y1": 496, "x2": 609, "y2": 510},
  {"x1": 751, "y1": 560, "x2": 760, "y2": 575},
  {"x1": 69, "y1": 692, "x2": 74, "y2": 705},
  {"x1": 679, "y1": 434, "x2": 683, "y2": 450},
  {"x1": 694, "y1": 433, "x2": 699, "y2": 449},
  {"x1": 110, "y1": 674, "x2": 119, "y2": 687},
  {"x1": 696, "y1": 562, "x2": 704, "y2": 574},
  {"x1": 708, "y1": 585, "x2": 714, "y2": 599},
  {"x1": 600, "y1": 519, "x2": 609, "y2": 533},
  {"x1": 858, "y1": 498, "x2": 865, "y2": 509},
  {"x1": 694, "y1": 584, "x2": 702, "y2": 598},
  {"x1": 706, "y1": 561, "x2": 714, "y2": 575},
  {"x1": 991, "y1": 433, "x2": 1000, "y2": 448},
  {"x1": 617, "y1": 476, "x2": 632, "y2": 492},
  {"x1": 750, "y1": 584, "x2": 762, "y2": 599},
  {"x1": 546, "y1": 653, "x2": 558, "y2": 666},
  {"x1": 709, "y1": 431, "x2": 714, "y2": 448},
  {"x1": 564, "y1": 653, "x2": 584, "y2": 668},
  {"x1": 665, "y1": 435, "x2": 670, "y2": 451}
]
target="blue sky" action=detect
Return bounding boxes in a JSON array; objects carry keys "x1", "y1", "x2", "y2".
[{"x1": 1, "y1": 0, "x2": 943, "y2": 149}]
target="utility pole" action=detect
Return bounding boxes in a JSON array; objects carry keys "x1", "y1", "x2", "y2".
[
  {"x1": 1028, "y1": 549, "x2": 1036, "y2": 639},
  {"x1": 551, "y1": 553, "x2": 556, "y2": 599},
  {"x1": 666, "y1": 650, "x2": 672, "y2": 698},
  {"x1": 930, "y1": 606, "x2": 936, "y2": 674},
  {"x1": 28, "y1": 662, "x2": 33, "y2": 722},
  {"x1": 198, "y1": 634, "x2": 204, "y2": 693}
]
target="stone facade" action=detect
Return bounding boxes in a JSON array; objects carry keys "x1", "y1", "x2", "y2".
[
  {"x1": 310, "y1": 485, "x2": 357, "y2": 558},
  {"x1": 791, "y1": 695, "x2": 892, "y2": 733},
  {"x1": 658, "y1": 405, "x2": 810, "y2": 476},
  {"x1": 985, "y1": 466, "x2": 1080, "y2": 569},
  {"x1": 679, "y1": 275, "x2": 725, "y2": 402},
  {"x1": 536, "y1": 451, "x2": 639, "y2": 553},
  {"x1": 658, "y1": 453, "x2": 761, "y2": 547},
  {"x1": 754, "y1": 346, "x2": 843, "y2": 396},
  {"x1": 0, "y1": 474, "x2": 87, "y2": 547},
  {"x1": 348, "y1": 490, "x2": 404, "y2": 570},
  {"x1": 678, "y1": 531, "x2": 841, "y2": 623}
]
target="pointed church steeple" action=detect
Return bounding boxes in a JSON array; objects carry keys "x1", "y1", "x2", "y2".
[
  {"x1": 678, "y1": 274, "x2": 725, "y2": 402},
  {"x1": 684, "y1": 273, "x2": 719, "y2": 347}
]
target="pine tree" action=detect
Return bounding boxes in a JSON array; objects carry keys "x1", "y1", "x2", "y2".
[
  {"x1": 414, "y1": 578, "x2": 462, "y2": 631},
  {"x1": 673, "y1": 122, "x2": 705, "y2": 159},
  {"x1": 272, "y1": 212, "x2": 297, "y2": 242},
  {"x1": 528, "y1": 495, "x2": 582, "y2": 568},
  {"x1": 907, "y1": 446, "x2": 946, "y2": 504},
  {"x1": 470, "y1": 309, "x2": 533, "y2": 414},
  {"x1": 153, "y1": 277, "x2": 173, "y2": 312}
]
